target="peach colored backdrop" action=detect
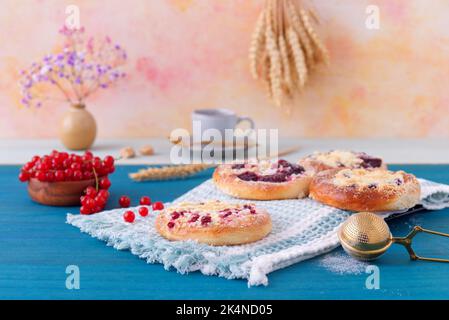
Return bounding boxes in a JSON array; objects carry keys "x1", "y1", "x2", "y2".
[{"x1": 1, "y1": 0, "x2": 448, "y2": 138}]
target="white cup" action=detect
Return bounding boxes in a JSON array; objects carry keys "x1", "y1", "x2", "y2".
[{"x1": 192, "y1": 109, "x2": 254, "y2": 140}]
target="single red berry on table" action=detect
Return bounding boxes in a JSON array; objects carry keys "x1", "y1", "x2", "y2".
[
  {"x1": 99, "y1": 177, "x2": 111, "y2": 189},
  {"x1": 138, "y1": 206, "x2": 149, "y2": 217},
  {"x1": 18, "y1": 171, "x2": 30, "y2": 182},
  {"x1": 139, "y1": 196, "x2": 151, "y2": 206},
  {"x1": 119, "y1": 195, "x2": 131, "y2": 208},
  {"x1": 152, "y1": 201, "x2": 164, "y2": 211},
  {"x1": 123, "y1": 210, "x2": 135, "y2": 223}
]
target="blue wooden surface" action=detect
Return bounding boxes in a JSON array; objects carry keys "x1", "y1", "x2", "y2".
[{"x1": 1, "y1": 164, "x2": 448, "y2": 300}]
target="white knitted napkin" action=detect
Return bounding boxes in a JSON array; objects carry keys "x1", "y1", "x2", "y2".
[{"x1": 67, "y1": 178, "x2": 449, "y2": 286}]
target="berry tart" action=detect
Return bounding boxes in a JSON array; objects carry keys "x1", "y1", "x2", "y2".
[
  {"x1": 309, "y1": 168, "x2": 421, "y2": 212},
  {"x1": 213, "y1": 159, "x2": 311, "y2": 200},
  {"x1": 155, "y1": 201, "x2": 272, "y2": 246},
  {"x1": 298, "y1": 150, "x2": 386, "y2": 175}
]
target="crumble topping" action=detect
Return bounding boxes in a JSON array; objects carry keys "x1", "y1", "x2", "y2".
[
  {"x1": 333, "y1": 169, "x2": 404, "y2": 188},
  {"x1": 307, "y1": 150, "x2": 383, "y2": 169},
  {"x1": 162, "y1": 200, "x2": 265, "y2": 229}
]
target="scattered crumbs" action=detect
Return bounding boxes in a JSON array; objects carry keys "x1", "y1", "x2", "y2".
[{"x1": 318, "y1": 252, "x2": 368, "y2": 275}]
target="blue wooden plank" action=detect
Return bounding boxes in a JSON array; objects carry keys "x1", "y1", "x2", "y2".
[{"x1": 0, "y1": 164, "x2": 448, "y2": 300}]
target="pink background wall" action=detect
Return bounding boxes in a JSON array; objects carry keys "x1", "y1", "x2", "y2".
[{"x1": 1, "y1": 0, "x2": 448, "y2": 138}]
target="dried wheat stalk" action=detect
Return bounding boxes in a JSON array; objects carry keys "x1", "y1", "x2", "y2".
[
  {"x1": 129, "y1": 164, "x2": 211, "y2": 182},
  {"x1": 249, "y1": 0, "x2": 329, "y2": 108}
]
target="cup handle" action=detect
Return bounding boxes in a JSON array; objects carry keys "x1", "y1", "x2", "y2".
[{"x1": 236, "y1": 116, "x2": 255, "y2": 130}]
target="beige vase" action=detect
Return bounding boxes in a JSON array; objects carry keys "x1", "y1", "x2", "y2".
[{"x1": 59, "y1": 104, "x2": 97, "y2": 150}]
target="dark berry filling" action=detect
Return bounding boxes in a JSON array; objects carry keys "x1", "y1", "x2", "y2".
[
  {"x1": 201, "y1": 215, "x2": 212, "y2": 226},
  {"x1": 237, "y1": 171, "x2": 259, "y2": 181},
  {"x1": 358, "y1": 153, "x2": 383, "y2": 168},
  {"x1": 188, "y1": 213, "x2": 200, "y2": 223},
  {"x1": 236, "y1": 160, "x2": 304, "y2": 183},
  {"x1": 231, "y1": 164, "x2": 246, "y2": 170},
  {"x1": 171, "y1": 212, "x2": 181, "y2": 220}
]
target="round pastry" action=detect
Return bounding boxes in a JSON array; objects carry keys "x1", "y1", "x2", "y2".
[
  {"x1": 298, "y1": 150, "x2": 386, "y2": 175},
  {"x1": 309, "y1": 168, "x2": 420, "y2": 212},
  {"x1": 155, "y1": 201, "x2": 272, "y2": 246},
  {"x1": 213, "y1": 159, "x2": 311, "y2": 200}
]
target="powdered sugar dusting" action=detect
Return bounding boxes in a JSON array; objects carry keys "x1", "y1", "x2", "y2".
[{"x1": 318, "y1": 251, "x2": 368, "y2": 275}]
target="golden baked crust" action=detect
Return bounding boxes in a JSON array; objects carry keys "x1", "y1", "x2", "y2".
[
  {"x1": 309, "y1": 168, "x2": 420, "y2": 212},
  {"x1": 299, "y1": 150, "x2": 387, "y2": 175},
  {"x1": 155, "y1": 201, "x2": 272, "y2": 246},
  {"x1": 213, "y1": 160, "x2": 311, "y2": 200}
]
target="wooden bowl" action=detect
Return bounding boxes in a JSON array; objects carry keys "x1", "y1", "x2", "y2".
[{"x1": 28, "y1": 178, "x2": 96, "y2": 206}]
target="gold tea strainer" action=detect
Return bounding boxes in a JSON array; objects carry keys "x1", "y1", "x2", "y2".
[{"x1": 338, "y1": 212, "x2": 449, "y2": 262}]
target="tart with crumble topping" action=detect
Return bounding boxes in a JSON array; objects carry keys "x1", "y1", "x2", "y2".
[
  {"x1": 213, "y1": 159, "x2": 311, "y2": 200},
  {"x1": 309, "y1": 168, "x2": 420, "y2": 212},
  {"x1": 155, "y1": 201, "x2": 272, "y2": 246},
  {"x1": 298, "y1": 150, "x2": 386, "y2": 175}
]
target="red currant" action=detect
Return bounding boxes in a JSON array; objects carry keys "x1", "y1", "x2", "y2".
[
  {"x1": 73, "y1": 170, "x2": 83, "y2": 181},
  {"x1": 139, "y1": 196, "x2": 151, "y2": 206},
  {"x1": 103, "y1": 155, "x2": 115, "y2": 168},
  {"x1": 85, "y1": 197, "x2": 95, "y2": 209},
  {"x1": 24, "y1": 162, "x2": 34, "y2": 171},
  {"x1": 36, "y1": 171, "x2": 46, "y2": 182},
  {"x1": 83, "y1": 150, "x2": 93, "y2": 161},
  {"x1": 83, "y1": 171, "x2": 94, "y2": 180},
  {"x1": 97, "y1": 189, "x2": 110, "y2": 199},
  {"x1": 18, "y1": 171, "x2": 30, "y2": 182},
  {"x1": 99, "y1": 177, "x2": 111, "y2": 189},
  {"x1": 119, "y1": 195, "x2": 131, "y2": 208},
  {"x1": 80, "y1": 206, "x2": 92, "y2": 215},
  {"x1": 93, "y1": 157, "x2": 102, "y2": 170},
  {"x1": 95, "y1": 195, "x2": 107, "y2": 207},
  {"x1": 71, "y1": 162, "x2": 81, "y2": 171},
  {"x1": 31, "y1": 155, "x2": 40, "y2": 164},
  {"x1": 152, "y1": 201, "x2": 164, "y2": 211},
  {"x1": 85, "y1": 186, "x2": 97, "y2": 197},
  {"x1": 123, "y1": 210, "x2": 135, "y2": 223},
  {"x1": 138, "y1": 206, "x2": 149, "y2": 217},
  {"x1": 46, "y1": 171, "x2": 55, "y2": 182},
  {"x1": 64, "y1": 168, "x2": 74, "y2": 180}
]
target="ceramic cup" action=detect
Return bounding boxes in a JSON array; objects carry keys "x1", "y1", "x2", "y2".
[{"x1": 192, "y1": 109, "x2": 254, "y2": 141}]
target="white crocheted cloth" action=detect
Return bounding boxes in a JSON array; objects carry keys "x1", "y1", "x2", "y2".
[{"x1": 66, "y1": 179, "x2": 449, "y2": 286}]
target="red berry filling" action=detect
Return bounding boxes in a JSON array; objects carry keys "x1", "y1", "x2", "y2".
[{"x1": 236, "y1": 160, "x2": 304, "y2": 183}]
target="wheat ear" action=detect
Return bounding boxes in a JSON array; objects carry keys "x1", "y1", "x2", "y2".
[
  {"x1": 249, "y1": 9, "x2": 266, "y2": 79},
  {"x1": 299, "y1": 8, "x2": 330, "y2": 65},
  {"x1": 286, "y1": 27, "x2": 307, "y2": 88}
]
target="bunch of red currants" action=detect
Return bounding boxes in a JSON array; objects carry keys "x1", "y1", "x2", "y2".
[{"x1": 18, "y1": 150, "x2": 115, "y2": 183}]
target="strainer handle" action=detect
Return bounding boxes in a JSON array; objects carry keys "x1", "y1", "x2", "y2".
[{"x1": 392, "y1": 226, "x2": 449, "y2": 263}]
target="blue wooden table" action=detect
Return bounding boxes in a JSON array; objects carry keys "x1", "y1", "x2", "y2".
[{"x1": 1, "y1": 164, "x2": 448, "y2": 300}]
